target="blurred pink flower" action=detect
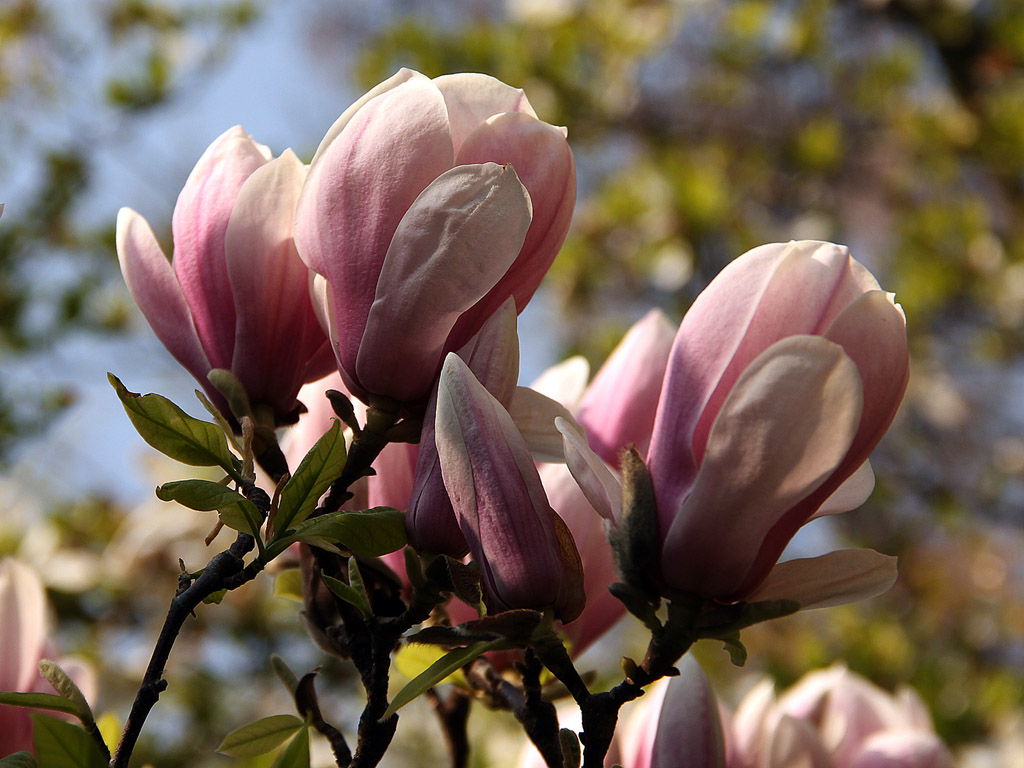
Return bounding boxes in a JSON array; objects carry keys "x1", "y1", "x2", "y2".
[
  {"x1": 0, "y1": 559, "x2": 95, "y2": 756},
  {"x1": 294, "y1": 69, "x2": 576, "y2": 408},
  {"x1": 729, "y1": 666, "x2": 954, "y2": 768},
  {"x1": 118, "y1": 127, "x2": 335, "y2": 425}
]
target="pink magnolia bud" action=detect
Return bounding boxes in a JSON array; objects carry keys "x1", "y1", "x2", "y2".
[
  {"x1": 407, "y1": 299, "x2": 520, "y2": 556},
  {"x1": 435, "y1": 354, "x2": 584, "y2": 621},
  {"x1": 117, "y1": 127, "x2": 335, "y2": 424},
  {"x1": 614, "y1": 656, "x2": 726, "y2": 768},
  {"x1": 294, "y1": 70, "x2": 576, "y2": 408},
  {"x1": 646, "y1": 241, "x2": 909, "y2": 601}
]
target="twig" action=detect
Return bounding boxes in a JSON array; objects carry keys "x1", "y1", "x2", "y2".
[{"x1": 427, "y1": 689, "x2": 471, "y2": 768}]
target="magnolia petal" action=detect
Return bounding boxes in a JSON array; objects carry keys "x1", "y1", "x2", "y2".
[
  {"x1": 661, "y1": 336, "x2": 863, "y2": 598},
  {"x1": 766, "y1": 715, "x2": 833, "y2": 768},
  {"x1": 577, "y1": 309, "x2": 676, "y2": 467},
  {"x1": 434, "y1": 72, "x2": 537, "y2": 156},
  {"x1": 436, "y1": 355, "x2": 568, "y2": 615},
  {"x1": 450, "y1": 112, "x2": 576, "y2": 336},
  {"x1": 823, "y1": 290, "x2": 910, "y2": 488},
  {"x1": 540, "y1": 463, "x2": 624, "y2": 656},
  {"x1": 849, "y1": 730, "x2": 956, "y2": 768},
  {"x1": 456, "y1": 297, "x2": 520, "y2": 407},
  {"x1": 649, "y1": 656, "x2": 727, "y2": 768},
  {"x1": 529, "y1": 355, "x2": 591, "y2": 410},
  {"x1": 309, "y1": 68, "x2": 428, "y2": 167},
  {"x1": 356, "y1": 163, "x2": 532, "y2": 402},
  {"x1": 557, "y1": 416, "x2": 622, "y2": 521},
  {"x1": 510, "y1": 386, "x2": 578, "y2": 463},
  {"x1": 747, "y1": 549, "x2": 898, "y2": 609},
  {"x1": 0, "y1": 560, "x2": 47, "y2": 693},
  {"x1": 116, "y1": 207, "x2": 211, "y2": 381},
  {"x1": 226, "y1": 150, "x2": 324, "y2": 414},
  {"x1": 730, "y1": 679, "x2": 778, "y2": 765},
  {"x1": 294, "y1": 78, "x2": 453, "y2": 377},
  {"x1": 813, "y1": 460, "x2": 875, "y2": 518},
  {"x1": 172, "y1": 126, "x2": 270, "y2": 369}
]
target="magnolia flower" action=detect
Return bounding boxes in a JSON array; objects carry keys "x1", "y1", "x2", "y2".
[
  {"x1": 435, "y1": 354, "x2": 584, "y2": 621},
  {"x1": 730, "y1": 666, "x2": 954, "y2": 768},
  {"x1": 118, "y1": 127, "x2": 335, "y2": 425},
  {"x1": 563, "y1": 241, "x2": 907, "y2": 607},
  {"x1": 0, "y1": 559, "x2": 95, "y2": 756},
  {"x1": 294, "y1": 69, "x2": 576, "y2": 408}
]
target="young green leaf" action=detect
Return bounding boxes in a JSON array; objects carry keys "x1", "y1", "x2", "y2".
[
  {"x1": 217, "y1": 714, "x2": 305, "y2": 758},
  {"x1": 271, "y1": 726, "x2": 310, "y2": 768},
  {"x1": 321, "y1": 573, "x2": 372, "y2": 619},
  {"x1": 270, "y1": 655, "x2": 300, "y2": 696},
  {"x1": 0, "y1": 752, "x2": 37, "y2": 768},
  {"x1": 275, "y1": 421, "x2": 346, "y2": 533},
  {"x1": 37, "y1": 660, "x2": 96, "y2": 730},
  {"x1": 194, "y1": 388, "x2": 243, "y2": 452},
  {"x1": 0, "y1": 692, "x2": 79, "y2": 716},
  {"x1": 31, "y1": 714, "x2": 107, "y2": 768},
  {"x1": 383, "y1": 639, "x2": 504, "y2": 719},
  {"x1": 155, "y1": 479, "x2": 262, "y2": 537},
  {"x1": 280, "y1": 507, "x2": 406, "y2": 558},
  {"x1": 109, "y1": 374, "x2": 241, "y2": 479}
]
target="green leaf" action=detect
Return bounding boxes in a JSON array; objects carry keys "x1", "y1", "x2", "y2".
[
  {"x1": 0, "y1": 692, "x2": 78, "y2": 716},
  {"x1": 273, "y1": 568, "x2": 304, "y2": 603},
  {"x1": 31, "y1": 714, "x2": 106, "y2": 768},
  {"x1": 271, "y1": 726, "x2": 309, "y2": 768},
  {"x1": 203, "y1": 588, "x2": 228, "y2": 605},
  {"x1": 155, "y1": 479, "x2": 262, "y2": 537},
  {"x1": 0, "y1": 752, "x2": 37, "y2": 768},
  {"x1": 560, "y1": 728, "x2": 582, "y2": 768},
  {"x1": 394, "y1": 644, "x2": 469, "y2": 688},
  {"x1": 217, "y1": 714, "x2": 305, "y2": 758},
  {"x1": 194, "y1": 389, "x2": 243, "y2": 452},
  {"x1": 271, "y1": 655, "x2": 300, "y2": 695},
  {"x1": 207, "y1": 368, "x2": 253, "y2": 422},
  {"x1": 109, "y1": 374, "x2": 241, "y2": 479},
  {"x1": 276, "y1": 421, "x2": 346, "y2": 533},
  {"x1": 37, "y1": 660, "x2": 95, "y2": 729},
  {"x1": 275, "y1": 507, "x2": 406, "y2": 559},
  {"x1": 383, "y1": 639, "x2": 504, "y2": 719},
  {"x1": 322, "y1": 572, "x2": 371, "y2": 619}
]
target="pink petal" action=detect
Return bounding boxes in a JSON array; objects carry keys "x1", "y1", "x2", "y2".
[
  {"x1": 226, "y1": 150, "x2": 326, "y2": 415},
  {"x1": 577, "y1": 309, "x2": 676, "y2": 467},
  {"x1": 309, "y1": 68, "x2": 429, "y2": 167},
  {"x1": 116, "y1": 207, "x2": 211, "y2": 381},
  {"x1": 765, "y1": 715, "x2": 833, "y2": 768},
  {"x1": 849, "y1": 730, "x2": 955, "y2": 768},
  {"x1": 509, "y1": 387, "x2": 578, "y2": 463},
  {"x1": 557, "y1": 416, "x2": 622, "y2": 522},
  {"x1": 355, "y1": 163, "x2": 532, "y2": 403},
  {"x1": 294, "y1": 78, "x2": 453, "y2": 379},
  {"x1": 660, "y1": 336, "x2": 863, "y2": 599},
  {"x1": 650, "y1": 656, "x2": 728, "y2": 768},
  {"x1": 747, "y1": 549, "x2": 898, "y2": 609},
  {"x1": 448, "y1": 112, "x2": 575, "y2": 346},
  {"x1": 529, "y1": 355, "x2": 591, "y2": 410},
  {"x1": 172, "y1": 126, "x2": 271, "y2": 369},
  {"x1": 540, "y1": 462, "x2": 623, "y2": 656},
  {"x1": 813, "y1": 461, "x2": 875, "y2": 518},
  {"x1": 434, "y1": 72, "x2": 537, "y2": 156}
]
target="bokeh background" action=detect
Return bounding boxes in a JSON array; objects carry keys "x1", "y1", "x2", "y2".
[{"x1": 3, "y1": 0, "x2": 1024, "y2": 765}]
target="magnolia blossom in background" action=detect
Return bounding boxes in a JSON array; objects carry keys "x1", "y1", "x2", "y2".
[
  {"x1": 117, "y1": 127, "x2": 335, "y2": 425},
  {"x1": 562, "y1": 240, "x2": 908, "y2": 608},
  {"x1": 0, "y1": 559, "x2": 95, "y2": 756},
  {"x1": 294, "y1": 68, "x2": 576, "y2": 408},
  {"x1": 435, "y1": 354, "x2": 584, "y2": 621},
  {"x1": 730, "y1": 665, "x2": 955, "y2": 768}
]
